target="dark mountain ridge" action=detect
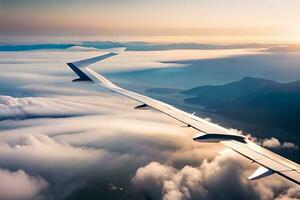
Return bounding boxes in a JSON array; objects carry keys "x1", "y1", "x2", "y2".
[{"x1": 183, "y1": 77, "x2": 300, "y2": 131}]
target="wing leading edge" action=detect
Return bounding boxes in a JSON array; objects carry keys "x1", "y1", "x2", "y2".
[{"x1": 67, "y1": 52, "x2": 300, "y2": 185}]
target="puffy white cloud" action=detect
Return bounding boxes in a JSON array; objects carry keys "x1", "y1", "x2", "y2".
[
  {"x1": 132, "y1": 155, "x2": 259, "y2": 200},
  {"x1": 242, "y1": 133, "x2": 298, "y2": 150},
  {"x1": 261, "y1": 137, "x2": 298, "y2": 150},
  {"x1": 282, "y1": 142, "x2": 298, "y2": 150},
  {"x1": 132, "y1": 156, "x2": 300, "y2": 200},
  {"x1": 261, "y1": 137, "x2": 281, "y2": 149},
  {"x1": 0, "y1": 168, "x2": 48, "y2": 200}
]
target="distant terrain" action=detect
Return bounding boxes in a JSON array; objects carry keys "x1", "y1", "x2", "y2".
[
  {"x1": 0, "y1": 41, "x2": 277, "y2": 51},
  {"x1": 144, "y1": 87, "x2": 182, "y2": 94},
  {"x1": 182, "y1": 77, "x2": 300, "y2": 132}
]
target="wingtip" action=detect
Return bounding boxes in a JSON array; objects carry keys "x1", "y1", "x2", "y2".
[{"x1": 67, "y1": 62, "x2": 93, "y2": 82}]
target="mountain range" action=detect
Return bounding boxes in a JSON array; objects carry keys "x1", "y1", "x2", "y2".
[{"x1": 182, "y1": 77, "x2": 300, "y2": 131}]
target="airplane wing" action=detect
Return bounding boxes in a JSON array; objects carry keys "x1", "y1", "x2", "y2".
[{"x1": 67, "y1": 52, "x2": 300, "y2": 185}]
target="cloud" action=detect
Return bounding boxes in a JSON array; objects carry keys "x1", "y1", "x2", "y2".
[
  {"x1": 66, "y1": 46, "x2": 100, "y2": 51},
  {"x1": 265, "y1": 45, "x2": 300, "y2": 53},
  {"x1": 0, "y1": 94, "x2": 298, "y2": 200},
  {"x1": 276, "y1": 186, "x2": 300, "y2": 200},
  {"x1": 0, "y1": 94, "x2": 207, "y2": 199},
  {"x1": 0, "y1": 132, "x2": 136, "y2": 199},
  {"x1": 0, "y1": 95, "x2": 136, "y2": 120},
  {"x1": 0, "y1": 134, "x2": 107, "y2": 170},
  {"x1": 260, "y1": 137, "x2": 298, "y2": 150},
  {"x1": 0, "y1": 48, "x2": 299, "y2": 200},
  {"x1": 261, "y1": 137, "x2": 281, "y2": 149},
  {"x1": 0, "y1": 95, "x2": 93, "y2": 120},
  {"x1": 132, "y1": 156, "x2": 259, "y2": 200},
  {"x1": 132, "y1": 156, "x2": 300, "y2": 200},
  {"x1": 0, "y1": 95, "x2": 298, "y2": 200},
  {"x1": 0, "y1": 168, "x2": 48, "y2": 200},
  {"x1": 282, "y1": 142, "x2": 298, "y2": 150},
  {"x1": 236, "y1": 131, "x2": 298, "y2": 150}
]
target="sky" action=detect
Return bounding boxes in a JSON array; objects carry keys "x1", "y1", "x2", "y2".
[{"x1": 1, "y1": 0, "x2": 300, "y2": 38}]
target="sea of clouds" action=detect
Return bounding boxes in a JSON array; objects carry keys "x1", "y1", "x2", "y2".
[{"x1": 0, "y1": 46, "x2": 299, "y2": 200}]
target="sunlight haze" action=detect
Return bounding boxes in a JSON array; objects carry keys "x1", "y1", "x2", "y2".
[{"x1": 1, "y1": 0, "x2": 300, "y2": 42}]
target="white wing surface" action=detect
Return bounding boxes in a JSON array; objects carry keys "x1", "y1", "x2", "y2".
[{"x1": 67, "y1": 52, "x2": 300, "y2": 185}]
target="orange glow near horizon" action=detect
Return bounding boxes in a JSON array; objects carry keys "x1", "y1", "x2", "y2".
[{"x1": 1, "y1": 0, "x2": 300, "y2": 43}]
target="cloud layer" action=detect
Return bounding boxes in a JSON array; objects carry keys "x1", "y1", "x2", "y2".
[{"x1": 0, "y1": 48, "x2": 299, "y2": 199}]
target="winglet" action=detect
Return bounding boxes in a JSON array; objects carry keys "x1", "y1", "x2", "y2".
[
  {"x1": 67, "y1": 52, "x2": 118, "y2": 82},
  {"x1": 248, "y1": 166, "x2": 273, "y2": 180},
  {"x1": 67, "y1": 62, "x2": 93, "y2": 82}
]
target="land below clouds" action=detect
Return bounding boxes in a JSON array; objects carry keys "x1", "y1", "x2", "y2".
[{"x1": 182, "y1": 77, "x2": 300, "y2": 132}]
